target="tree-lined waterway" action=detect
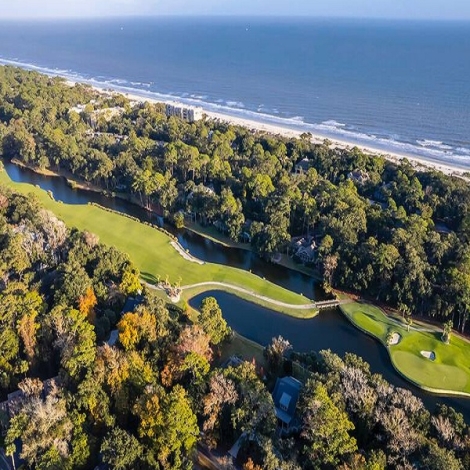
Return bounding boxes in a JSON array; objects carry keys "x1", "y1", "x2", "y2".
[
  {"x1": 3, "y1": 162, "x2": 323, "y2": 300},
  {"x1": 3, "y1": 160, "x2": 470, "y2": 421}
]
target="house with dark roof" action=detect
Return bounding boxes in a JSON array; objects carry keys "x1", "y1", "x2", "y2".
[
  {"x1": 291, "y1": 236, "x2": 316, "y2": 264},
  {"x1": 106, "y1": 329, "x2": 119, "y2": 347},
  {"x1": 272, "y1": 376, "x2": 302, "y2": 431},
  {"x1": 294, "y1": 157, "x2": 311, "y2": 174},
  {"x1": 121, "y1": 295, "x2": 143, "y2": 315},
  {"x1": 347, "y1": 169, "x2": 370, "y2": 185}
]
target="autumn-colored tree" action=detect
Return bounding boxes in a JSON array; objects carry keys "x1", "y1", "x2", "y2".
[
  {"x1": 79, "y1": 286, "x2": 97, "y2": 324},
  {"x1": 117, "y1": 307, "x2": 157, "y2": 351},
  {"x1": 244, "y1": 458, "x2": 263, "y2": 470},
  {"x1": 174, "y1": 325, "x2": 212, "y2": 361},
  {"x1": 17, "y1": 312, "x2": 39, "y2": 362},
  {"x1": 203, "y1": 373, "x2": 238, "y2": 447},
  {"x1": 162, "y1": 325, "x2": 212, "y2": 387},
  {"x1": 119, "y1": 266, "x2": 142, "y2": 296},
  {"x1": 95, "y1": 344, "x2": 130, "y2": 396},
  {"x1": 133, "y1": 387, "x2": 163, "y2": 440}
]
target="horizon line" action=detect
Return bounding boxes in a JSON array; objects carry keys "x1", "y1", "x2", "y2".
[{"x1": 1, "y1": 14, "x2": 470, "y2": 22}]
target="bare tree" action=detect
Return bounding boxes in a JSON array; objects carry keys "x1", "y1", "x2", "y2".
[{"x1": 264, "y1": 335, "x2": 292, "y2": 374}]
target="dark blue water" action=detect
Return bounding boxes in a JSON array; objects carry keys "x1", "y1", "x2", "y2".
[
  {"x1": 3, "y1": 161, "x2": 322, "y2": 299},
  {"x1": 0, "y1": 17, "x2": 469, "y2": 168},
  {"x1": 4, "y1": 160, "x2": 470, "y2": 420},
  {"x1": 190, "y1": 291, "x2": 470, "y2": 421}
]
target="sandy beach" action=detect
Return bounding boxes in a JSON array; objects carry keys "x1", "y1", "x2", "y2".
[{"x1": 84, "y1": 82, "x2": 467, "y2": 178}]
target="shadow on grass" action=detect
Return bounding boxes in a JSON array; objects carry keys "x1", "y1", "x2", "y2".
[
  {"x1": 361, "y1": 311, "x2": 389, "y2": 327},
  {"x1": 432, "y1": 331, "x2": 445, "y2": 342},
  {"x1": 141, "y1": 272, "x2": 158, "y2": 284}
]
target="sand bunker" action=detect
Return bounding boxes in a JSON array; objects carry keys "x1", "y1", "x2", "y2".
[
  {"x1": 389, "y1": 332, "x2": 401, "y2": 345},
  {"x1": 420, "y1": 350, "x2": 436, "y2": 361}
]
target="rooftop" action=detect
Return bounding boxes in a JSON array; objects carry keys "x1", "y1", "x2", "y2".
[{"x1": 272, "y1": 376, "x2": 302, "y2": 425}]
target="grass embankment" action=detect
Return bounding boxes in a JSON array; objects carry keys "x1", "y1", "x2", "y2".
[
  {"x1": 185, "y1": 221, "x2": 320, "y2": 278},
  {"x1": 341, "y1": 302, "x2": 470, "y2": 396},
  {"x1": 217, "y1": 332, "x2": 266, "y2": 367},
  {"x1": 0, "y1": 170, "x2": 317, "y2": 318}
]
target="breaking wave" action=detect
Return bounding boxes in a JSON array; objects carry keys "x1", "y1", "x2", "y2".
[{"x1": 1, "y1": 56, "x2": 469, "y2": 170}]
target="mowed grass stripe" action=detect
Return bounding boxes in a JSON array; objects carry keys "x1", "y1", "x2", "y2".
[
  {"x1": 0, "y1": 170, "x2": 315, "y2": 316},
  {"x1": 341, "y1": 301, "x2": 470, "y2": 394}
]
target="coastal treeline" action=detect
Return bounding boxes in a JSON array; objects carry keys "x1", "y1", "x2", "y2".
[
  {"x1": 0, "y1": 184, "x2": 469, "y2": 469},
  {"x1": 1, "y1": 65, "x2": 470, "y2": 335}
]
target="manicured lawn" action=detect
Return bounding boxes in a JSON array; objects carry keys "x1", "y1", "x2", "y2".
[
  {"x1": 217, "y1": 332, "x2": 266, "y2": 368},
  {"x1": 0, "y1": 170, "x2": 317, "y2": 317},
  {"x1": 341, "y1": 302, "x2": 470, "y2": 395}
]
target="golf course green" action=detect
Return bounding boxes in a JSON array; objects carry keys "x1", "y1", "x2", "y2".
[
  {"x1": 0, "y1": 169, "x2": 318, "y2": 318},
  {"x1": 341, "y1": 302, "x2": 470, "y2": 396}
]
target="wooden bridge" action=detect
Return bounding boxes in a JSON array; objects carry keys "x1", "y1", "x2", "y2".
[{"x1": 314, "y1": 299, "x2": 342, "y2": 310}]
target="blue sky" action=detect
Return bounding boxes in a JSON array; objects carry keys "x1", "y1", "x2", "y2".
[{"x1": 3, "y1": 0, "x2": 470, "y2": 20}]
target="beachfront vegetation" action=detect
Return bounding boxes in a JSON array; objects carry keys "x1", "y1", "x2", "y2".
[
  {"x1": 2, "y1": 152, "x2": 470, "y2": 469},
  {"x1": 341, "y1": 302, "x2": 470, "y2": 395},
  {"x1": 1, "y1": 66, "x2": 470, "y2": 337}
]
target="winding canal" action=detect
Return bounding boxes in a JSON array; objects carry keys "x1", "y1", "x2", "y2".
[{"x1": 3, "y1": 161, "x2": 470, "y2": 421}]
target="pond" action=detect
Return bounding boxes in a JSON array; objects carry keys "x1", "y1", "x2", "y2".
[
  {"x1": 4, "y1": 161, "x2": 470, "y2": 421},
  {"x1": 190, "y1": 290, "x2": 470, "y2": 421}
]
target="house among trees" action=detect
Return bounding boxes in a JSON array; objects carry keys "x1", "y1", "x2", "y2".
[
  {"x1": 291, "y1": 236, "x2": 316, "y2": 264},
  {"x1": 121, "y1": 295, "x2": 143, "y2": 315},
  {"x1": 347, "y1": 169, "x2": 370, "y2": 185},
  {"x1": 294, "y1": 157, "x2": 311, "y2": 174},
  {"x1": 272, "y1": 376, "x2": 302, "y2": 432},
  {"x1": 0, "y1": 377, "x2": 61, "y2": 435}
]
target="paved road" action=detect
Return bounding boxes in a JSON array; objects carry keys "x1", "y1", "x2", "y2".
[
  {"x1": 144, "y1": 280, "x2": 347, "y2": 311},
  {"x1": 180, "y1": 281, "x2": 317, "y2": 309}
]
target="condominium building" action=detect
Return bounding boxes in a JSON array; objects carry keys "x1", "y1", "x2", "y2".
[{"x1": 165, "y1": 103, "x2": 203, "y2": 122}]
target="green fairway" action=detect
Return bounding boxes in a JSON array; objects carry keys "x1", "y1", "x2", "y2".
[
  {"x1": 341, "y1": 302, "x2": 470, "y2": 396},
  {"x1": 0, "y1": 169, "x2": 317, "y2": 318}
]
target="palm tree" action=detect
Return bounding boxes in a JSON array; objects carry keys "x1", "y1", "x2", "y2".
[
  {"x1": 405, "y1": 314, "x2": 413, "y2": 332},
  {"x1": 442, "y1": 320, "x2": 453, "y2": 343}
]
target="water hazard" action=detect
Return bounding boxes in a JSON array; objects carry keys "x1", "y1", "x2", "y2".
[{"x1": 4, "y1": 161, "x2": 470, "y2": 421}]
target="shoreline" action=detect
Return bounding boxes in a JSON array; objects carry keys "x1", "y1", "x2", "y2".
[
  {"x1": 0, "y1": 60, "x2": 466, "y2": 176},
  {"x1": 81, "y1": 82, "x2": 469, "y2": 178},
  {"x1": 339, "y1": 303, "x2": 470, "y2": 399}
]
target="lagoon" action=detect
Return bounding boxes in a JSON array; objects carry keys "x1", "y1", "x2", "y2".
[{"x1": 3, "y1": 160, "x2": 470, "y2": 421}]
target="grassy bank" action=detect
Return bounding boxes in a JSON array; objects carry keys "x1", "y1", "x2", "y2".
[
  {"x1": 185, "y1": 221, "x2": 320, "y2": 279},
  {"x1": 0, "y1": 170, "x2": 317, "y2": 318},
  {"x1": 341, "y1": 302, "x2": 470, "y2": 396}
]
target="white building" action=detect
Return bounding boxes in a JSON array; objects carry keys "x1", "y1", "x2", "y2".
[{"x1": 165, "y1": 103, "x2": 203, "y2": 122}]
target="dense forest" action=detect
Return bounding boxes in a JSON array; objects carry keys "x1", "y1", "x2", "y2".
[
  {"x1": 0, "y1": 183, "x2": 469, "y2": 469},
  {"x1": 1, "y1": 67, "x2": 470, "y2": 334}
]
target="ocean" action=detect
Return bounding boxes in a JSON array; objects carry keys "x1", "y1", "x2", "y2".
[{"x1": 0, "y1": 17, "x2": 469, "y2": 168}]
